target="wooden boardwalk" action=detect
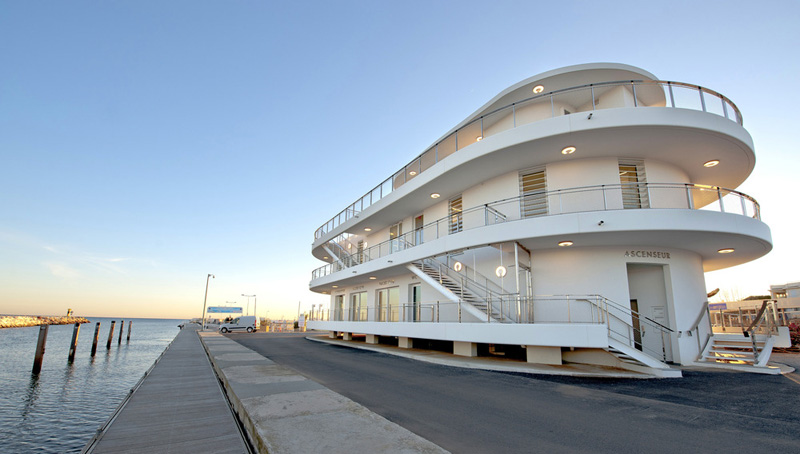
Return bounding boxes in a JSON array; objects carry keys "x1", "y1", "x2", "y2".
[{"x1": 86, "y1": 325, "x2": 249, "y2": 453}]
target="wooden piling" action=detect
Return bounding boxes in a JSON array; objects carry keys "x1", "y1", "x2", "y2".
[
  {"x1": 127, "y1": 321, "x2": 132, "y2": 342},
  {"x1": 32, "y1": 324, "x2": 49, "y2": 374},
  {"x1": 68, "y1": 322, "x2": 81, "y2": 363},
  {"x1": 106, "y1": 320, "x2": 116, "y2": 349},
  {"x1": 91, "y1": 322, "x2": 100, "y2": 356},
  {"x1": 118, "y1": 320, "x2": 124, "y2": 344}
]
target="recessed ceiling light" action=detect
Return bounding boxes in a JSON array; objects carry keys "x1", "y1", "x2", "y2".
[
  {"x1": 430, "y1": 193, "x2": 441, "y2": 199},
  {"x1": 495, "y1": 266, "x2": 507, "y2": 278},
  {"x1": 717, "y1": 248, "x2": 735, "y2": 254},
  {"x1": 364, "y1": 227, "x2": 372, "y2": 232},
  {"x1": 332, "y1": 285, "x2": 338, "y2": 288},
  {"x1": 476, "y1": 136, "x2": 483, "y2": 142},
  {"x1": 532, "y1": 85, "x2": 544, "y2": 94},
  {"x1": 323, "y1": 256, "x2": 329, "y2": 259},
  {"x1": 561, "y1": 146, "x2": 576, "y2": 155},
  {"x1": 558, "y1": 241, "x2": 574, "y2": 247},
  {"x1": 369, "y1": 276, "x2": 377, "y2": 280},
  {"x1": 704, "y1": 160, "x2": 720, "y2": 168},
  {"x1": 409, "y1": 170, "x2": 417, "y2": 176}
]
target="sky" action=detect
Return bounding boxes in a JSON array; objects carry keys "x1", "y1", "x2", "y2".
[{"x1": 2, "y1": 1, "x2": 799, "y2": 319}]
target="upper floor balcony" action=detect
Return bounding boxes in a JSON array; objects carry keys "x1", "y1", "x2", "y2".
[
  {"x1": 312, "y1": 181, "x2": 762, "y2": 282},
  {"x1": 314, "y1": 80, "x2": 743, "y2": 243}
]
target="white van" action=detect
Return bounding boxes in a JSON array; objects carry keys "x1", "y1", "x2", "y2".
[{"x1": 219, "y1": 316, "x2": 258, "y2": 333}]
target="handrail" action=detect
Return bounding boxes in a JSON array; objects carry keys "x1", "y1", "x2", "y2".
[
  {"x1": 313, "y1": 293, "x2": 673, "y2": 362},
  {"x1": 312, "y1": 182, "x2": 761, "y2": 280},
  {"x1": 314, "y1": 79, "x2": 744, "y2": 241}
]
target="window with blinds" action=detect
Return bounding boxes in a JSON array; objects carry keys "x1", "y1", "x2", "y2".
[
  {"x1": 619, "y1": 160, "x2": 649, "y2": 209},
  {"x1": 449, "y1": 196, "x2": 463, "y2": 234},
  {"x1": 519, "y1": 168, "x2": 547, "y2": 218}
]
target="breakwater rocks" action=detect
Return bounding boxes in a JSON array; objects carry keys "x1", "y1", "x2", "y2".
[{"x1": 0, "y1": 316, "x2": 90, "y2": 329}]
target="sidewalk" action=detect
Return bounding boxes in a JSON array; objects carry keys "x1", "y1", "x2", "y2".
[{"x1": 198, "y1": 331, "x2": 448, "y2": 454}]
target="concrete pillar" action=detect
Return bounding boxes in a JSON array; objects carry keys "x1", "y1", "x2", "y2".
[
  {"x1": 453, "y1": 341, "x2": 477, "y2": 357},
  {"x1": 526, "y1": 346, "x2": 562, "y2": 365},
  {"x1": 365, "y1": 334, "x2": 378, "y2": 344},
  {"x1": 328, "y1": 331, "x2": 338, "y2": 339},
  {"x1": 342, "y1": 332, "x2": 353, "y2": 341},
  {"x1": 398, "y1": 337, "x2": 413, "y2": 349}
]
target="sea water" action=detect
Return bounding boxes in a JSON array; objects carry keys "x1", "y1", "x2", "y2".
[{"x1": 0, "y1": 317, "x2": 181, "y2": 453}]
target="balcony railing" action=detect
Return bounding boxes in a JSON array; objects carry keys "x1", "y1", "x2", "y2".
[
  {"x1": 312, "y1": 182, "x2": 760, "y2": 280},
  {"x1": 311, "y1": 294, "x2": 675, "y2": 362},
  {"x1": 314, "y1": 79, "x2": 744, "y2": 241}
]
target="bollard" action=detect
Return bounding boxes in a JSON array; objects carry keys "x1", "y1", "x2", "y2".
[
  {"x1": 106, "y1": 321, "x2": 116, "y2": 349},
  {"x1": 91, "y1": 322, "x2": 101, "y2": 356},
  {"x1": 127, "y1": 321, "x2": 132, "y2": 342},
  {"x1": 32, "y1": 324, "x2": 49, "y2": 374},
  {"x1": 118, "y1": 320, "x2": 124, "y2": 344},
  {"x1": 68, "y1": 322, "x2": 81, "y2": 363}
]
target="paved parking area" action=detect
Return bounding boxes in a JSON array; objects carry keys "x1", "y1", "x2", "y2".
[{"x1": 230, "y1": 332, "x2": 800, "y2": 454}]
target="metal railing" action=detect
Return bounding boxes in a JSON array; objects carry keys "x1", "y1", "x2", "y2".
[
  {"x1": 315, "y1": 79, "x2": 744, "y2": 241},
  {"x1": 311, "y1": 294, "x2": 674, "y2": 362},
  {"x1": 312, "y1": 182, "x2": 760, "y2": 280}
]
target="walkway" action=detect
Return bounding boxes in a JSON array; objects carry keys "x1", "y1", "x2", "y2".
[{"x1": 85, "y1": 325, "x2": 249, "y2": 453}]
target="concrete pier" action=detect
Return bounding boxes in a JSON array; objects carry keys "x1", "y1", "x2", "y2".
[{"x1": 84, "y1": 325, "x2": 249, "y2": 453}]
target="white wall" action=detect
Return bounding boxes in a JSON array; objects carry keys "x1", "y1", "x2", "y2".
[{"x1": 546, "y1": 157, "x2": 623, "y2": 213}]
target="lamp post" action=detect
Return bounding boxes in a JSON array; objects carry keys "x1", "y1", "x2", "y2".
[
  {"x1": 242, "y1": 294, "x2": 256, "y2": 320},
  {"x1": 202, "y1": 274, "x2": 215, "y2": 331}
]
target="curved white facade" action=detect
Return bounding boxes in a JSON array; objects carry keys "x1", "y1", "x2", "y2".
[{"x1": 307, "y1": 63, "x2": 773, "y2": 375}]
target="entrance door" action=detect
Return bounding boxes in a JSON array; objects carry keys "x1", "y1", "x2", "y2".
[
  {"x1": 409, "y1": 284, "x2": 421, "y2": 321},
  {"x1": 414, "y1": 215, "x2": 424, "y2": 246},
  {"x1": 626, "y1": 264, "x2": 673, "y2": 362},
  {"x1": 334, "y1": 295, "x2": 344, "y2": 321},
  {"x1": 377, "y1": 287, "x2": 399, "y2": 322}
]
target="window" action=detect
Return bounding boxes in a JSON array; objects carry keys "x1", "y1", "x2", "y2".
[
  {"x1": 619, "y1": 160, "x2": 649, "y2": 209},
  {"x1": 449, "y1": 196, "x2": 463, "y2": 234},
  {"x1": 520, "y1": 167, "x2": 547, "y2": 218}
]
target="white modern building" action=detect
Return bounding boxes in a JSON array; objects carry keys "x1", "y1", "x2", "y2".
[{"x1": 308, "y1": 63, "x2": 780, "y2": 376}]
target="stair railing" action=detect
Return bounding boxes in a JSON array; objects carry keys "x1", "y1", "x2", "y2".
[
  {"x1": 422, "y1": 257, "x2": 518, "y2": 322},
  {"x1": 688, "y1": 301, "x2": 714, "y2": 361},
  {"x1": 743, "y1": 300, "x2": 779, "y2": 363}
]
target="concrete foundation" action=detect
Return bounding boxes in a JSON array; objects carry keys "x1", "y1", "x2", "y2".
[
  {"x1": 526, "y1": 346, "x2": 562, "y2": 365},
  {"x1": 398, "y1": 337, "x2": 413, "y2": 349},
  {"x1": 366, "y1": 334, "x2": 378, "y2": 344},
  {"x1": 453, "y1": 341, "x2": 477, "y2": 357}
]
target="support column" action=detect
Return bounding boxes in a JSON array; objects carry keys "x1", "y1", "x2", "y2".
[
  {"x1": 328, "y1": 331, "x2": 338, "y2": 339},
  {"x1": 453, "y1": 341, "x2": 477, "y2": 357},
  {"x1": 365, "y1": 334, "x2": 378, "y2": 344},
  {"x1": 398, "y1": 337, "x2": 413, "y2": 349},
  {"x1": 342, "y1": 332, "x2": 353, "y2": 341},
  {"x1": 525, "y1": 346, "x2": 562, "y2": 365}
]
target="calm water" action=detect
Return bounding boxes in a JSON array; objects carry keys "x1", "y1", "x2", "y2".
[{"x1": 0, "y1": 317, "x2": 182, "y2": 453}]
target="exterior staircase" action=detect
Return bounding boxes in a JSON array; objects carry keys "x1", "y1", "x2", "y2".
[
  {"x1": 409, "y1": 260, "x2": 512, "y2": 322},
  {"x1": 699, "y1": 333, "x2": 775, "y2": 368}
]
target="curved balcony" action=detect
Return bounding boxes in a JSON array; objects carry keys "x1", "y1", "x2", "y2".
[
  {"x1": 312, "y1": 182, "x2": 760, "y2": 281},
  {"x1": 314, "y1": 80, "x2": 743, "y2": 241}
]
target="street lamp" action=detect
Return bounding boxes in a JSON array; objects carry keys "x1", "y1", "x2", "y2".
[
  {"x1": 242, "y1": 294, "x2": 256, "y2": 318},
  {"x1": 202, "y1": 274, "x2": 215, "y2": 331}
]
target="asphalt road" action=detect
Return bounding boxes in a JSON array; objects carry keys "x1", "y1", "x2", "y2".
[{"x1": 229, "y1": 332, "x2": 800, "y2": 454}]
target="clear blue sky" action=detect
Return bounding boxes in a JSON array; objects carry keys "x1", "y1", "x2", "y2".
[{"x1": 2, "y1": 1, "x2": 798, "y2": 318}]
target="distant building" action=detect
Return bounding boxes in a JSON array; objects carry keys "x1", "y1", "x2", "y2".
[{"x1": 308, "y1": 63, "x2": 781, "y2": 376}]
